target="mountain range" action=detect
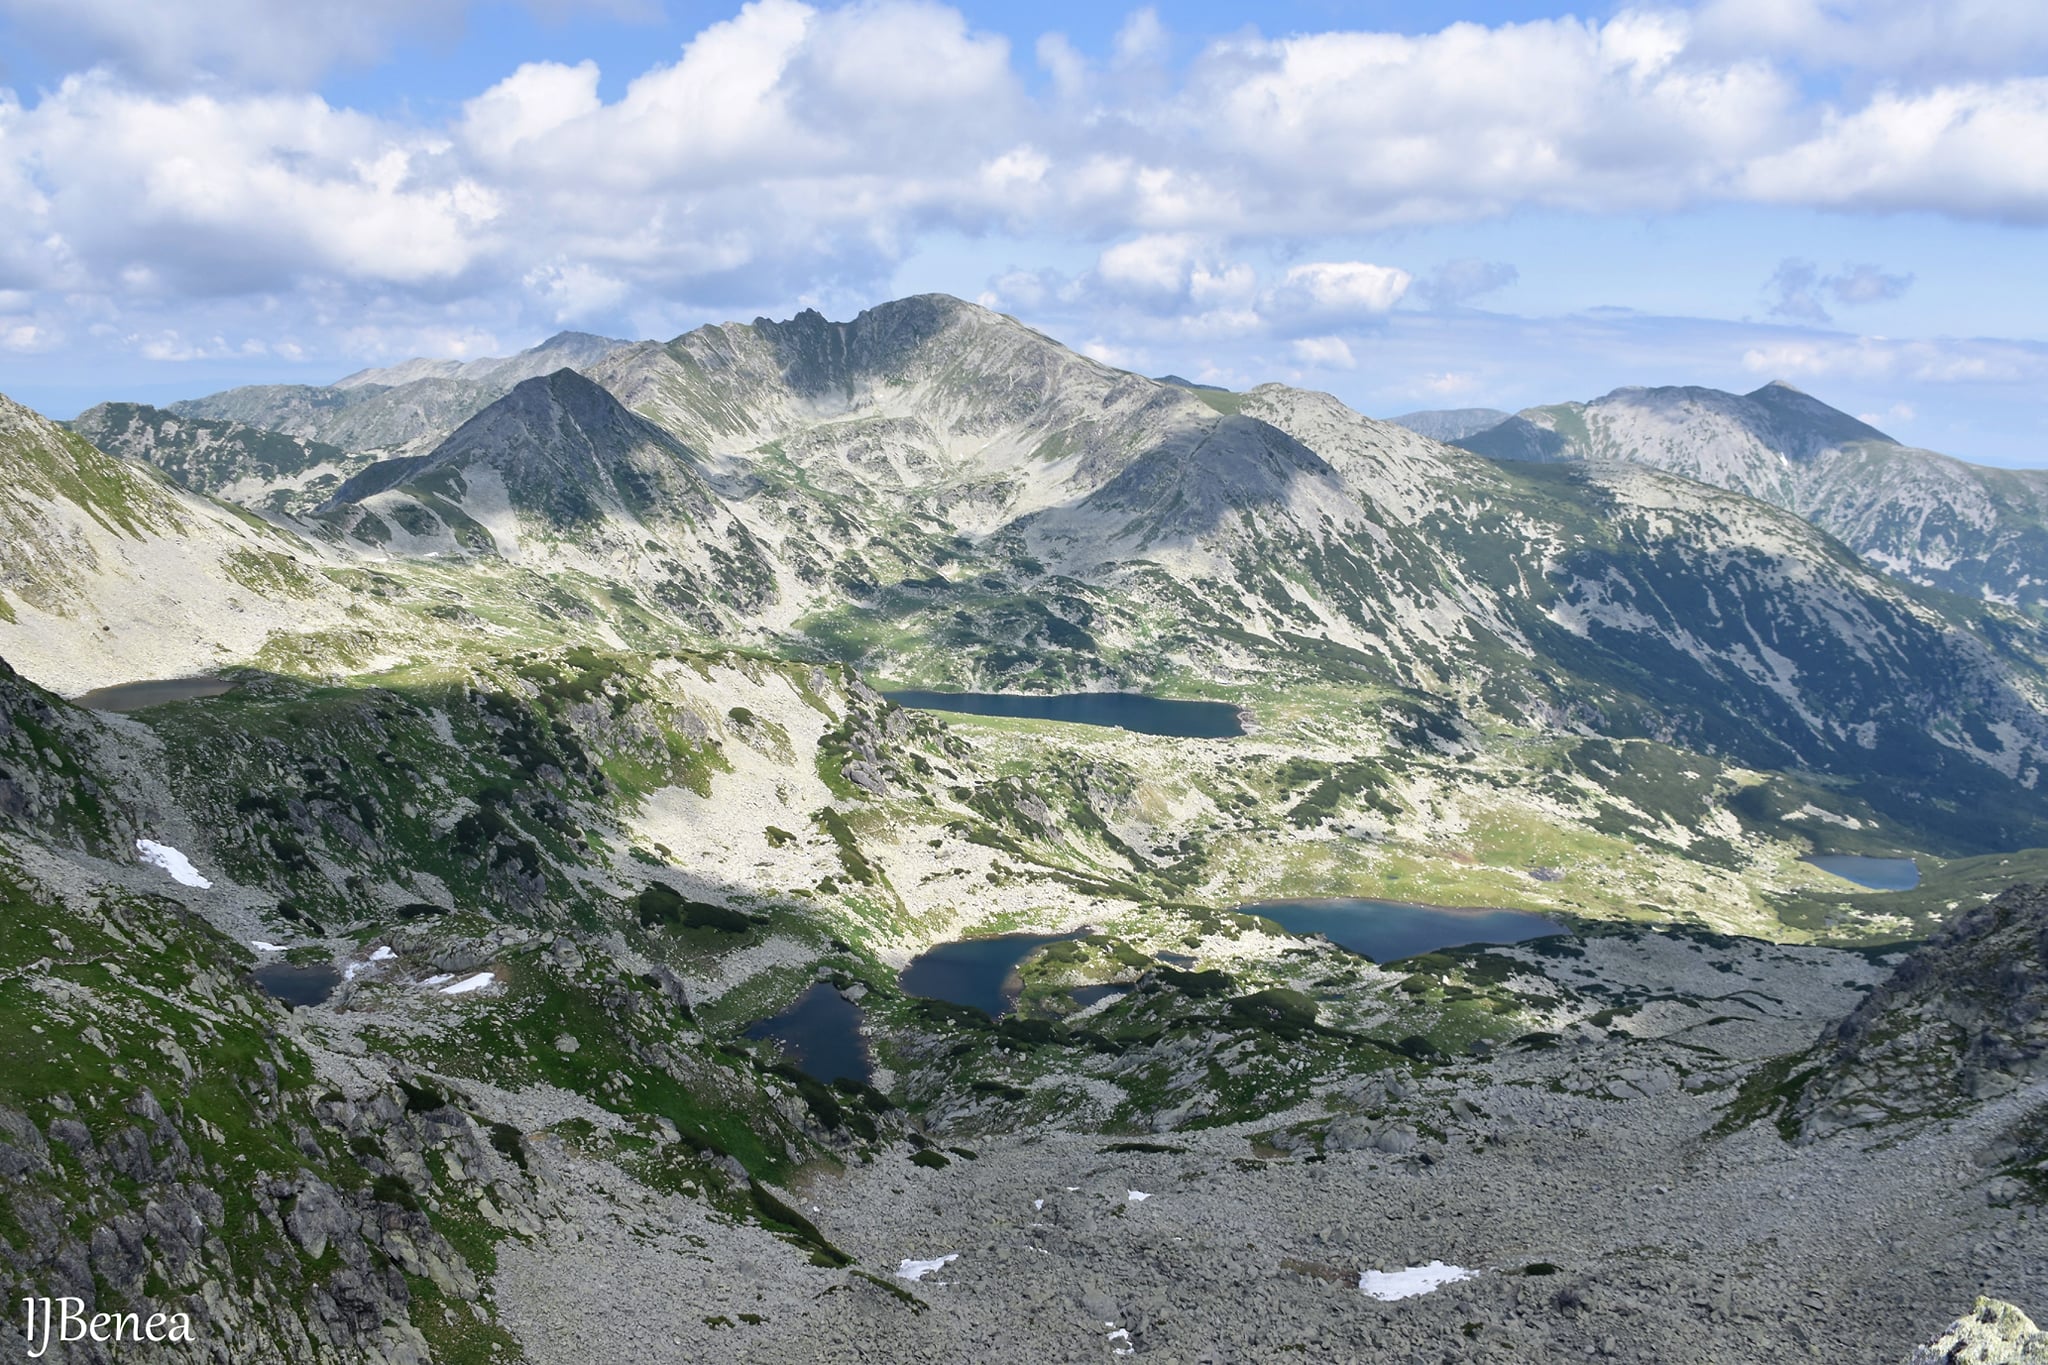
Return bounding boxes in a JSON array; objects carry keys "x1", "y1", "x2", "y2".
[
  {"x1": 26, "y1": 295, "x2": 2047, "y2": 853},
  {"x1": 1396, "y1": 382, "x2": 2048, "y2": 612},
  {"x1": 0, "y1": 295, "x2": 2043, "y2": 1362},
  {"x1": 163, "y1": 329, "x2": 630, "y2": 458}
]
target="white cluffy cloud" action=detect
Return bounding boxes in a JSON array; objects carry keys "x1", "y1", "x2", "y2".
[
  {"x1": 2, "y1": 1, "x2": 2048, "y2": 377},
  {"x1": 3, "y1": 76, "x2": 499, "y2": 298},
  {"x1": 1264, "y1": 262, "x2": 1412, "y2": 324},
  {"x1": 981, "y1": 244, "x2": 1406, "y2": 353}
]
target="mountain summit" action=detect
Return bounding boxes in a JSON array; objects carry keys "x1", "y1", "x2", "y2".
[
  {"x1": 1404, "y1": 382, "x2": 2048, "y2": 608},
  {"x1": 319, "y1": 368, "x2": 778, "y2": 625}
]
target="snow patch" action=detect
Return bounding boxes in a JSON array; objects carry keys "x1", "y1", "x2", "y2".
[
  {"x1": 1359, "y1": 1261, "x2": 1476, "y2": 1300},
  {"x1": 1126, "y1": 1190, "x2": 1151, "y2": 1203},
  {"x1": 420, "y1": 973, "x2": 454, "y2": 986},
  {"x1": 136, "y1": 839, "x2": 211, "y2": 888},
  {"x1": 439, "y1": 971, "x2": 498, "y2": 995},
  {"x1": 370, "y1": 946, "x2": 396, "y2": 961},
  {"x1": 1785, "y1": 802, "x2": 1861, "y2": 829},
  {"x1": 895, "y1": 1253, "x2": 958, "y2": 1282}
]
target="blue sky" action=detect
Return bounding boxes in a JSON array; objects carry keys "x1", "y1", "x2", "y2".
[{"x1": 2, "y1": 0, "x2": 2046, "y2": 463}]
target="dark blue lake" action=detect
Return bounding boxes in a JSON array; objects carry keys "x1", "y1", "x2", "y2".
[
  {"x1": 1243, "y1": 899, "x2": 1561, "y2": 963},
  {"x1": 252, "y1": 962, "x2": 340, "y2": 1007},
  {"x1": 884, "y1": 690, "x2": 1245, "y2": 738},
  {"x1": 744, "y1": 983, "x2": 872, "y2": 1085},
  {"x1": 74, "y1": 677, "x2": 235, "y2": 712},
  {"x1": 1802, "y1": 855, "x2": 1920, "y2": 891},
  {"x1": 900, "y1": 931, "x2": 1084, "y2": 1017}
]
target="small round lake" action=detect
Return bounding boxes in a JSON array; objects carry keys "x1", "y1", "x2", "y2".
[
  {"x1": 743, "y1": 983, "x2": 872, "y2": 1085},
  {"x1": 73, "y1": 677, "x2": 236, "y2": 712},
  {"x1": 900, "y1": 931, "x2": 1084, "y2": 1018},
  {"x1": 1243, "y1": 899, "x2": 1562, "y2": 963},
  {"x1": 252, "y1": 962, "x2": 340, "y2": 1007},
  {"x1": 1801, "y1": 854, "x2": 1920, "y2": 891},
  {"x1": 884, "y1": 690, "x2": 1245, "y2": 738}
]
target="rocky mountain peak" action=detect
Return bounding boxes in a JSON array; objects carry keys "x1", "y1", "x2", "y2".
[
  {"x1": 746, "y1": 293, "x2": 984, "y2": 396},
  {"x1": 337, "y1": 367, "x2": 708, "y2": 529},
  {"x1": 1741, "y1": 379, "x2": 1897, "y2": 449},
  {"x1": 456, "y1": 366, "x2": 645, "y2": 443}
]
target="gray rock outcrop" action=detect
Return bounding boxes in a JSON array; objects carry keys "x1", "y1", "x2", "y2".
[{"x1": 1903, "y1": 1298, "x2": 2048, "y2": 1364}]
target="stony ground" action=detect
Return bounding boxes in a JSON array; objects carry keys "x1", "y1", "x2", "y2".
[{"x1": 480, "y1": 932, "x2": 2046, "y2": 1364}]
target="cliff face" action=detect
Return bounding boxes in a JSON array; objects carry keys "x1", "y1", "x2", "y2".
[
  {"x1": 1798, "y1": 884, "x2": 2048, "y2": 1131},
  {"x1": 1789, "y1": 885, "x2": 2048, "y2": 1209}
]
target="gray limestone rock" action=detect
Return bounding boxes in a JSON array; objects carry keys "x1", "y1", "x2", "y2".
[{"x1": 1902, "y1": 1298, "x2": 2048, "y2": 1364}]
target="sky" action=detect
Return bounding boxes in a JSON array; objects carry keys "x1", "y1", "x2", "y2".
[{"x1": 2, "y1": 0, "x2": 2046, "y2": 463}]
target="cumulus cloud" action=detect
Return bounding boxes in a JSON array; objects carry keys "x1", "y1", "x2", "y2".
[
  {"x1": 5, "y1": 76, "x2": 499, "y2": 297},
  {"x1": 1743, "y1": 81, "x2": 2048, "y2": 222},
  {"x1": 1158, "y1": 11, "x2": 1796, "y2": 232},
  {"x1": 2, "y1": 0, "x2": 2048, "y2": 375},
  {"x1": 1261, "y1": 262, "x2": 1412, "y2": 329},
  {"x1": 981, "y1": 248, "x2": 1406, "y2": 345},
  {"x1": 1290, "y1": 335, "x2": 1356, "y2": 369}
]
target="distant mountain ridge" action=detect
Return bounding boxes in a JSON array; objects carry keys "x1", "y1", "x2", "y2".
[
  {"x1": 330, "y1": 330, "x2": 626, "y2": 392},
  {"x1": 1386, "y1": 407, "x2": 1512, "y2": 443},
  {"x1": 170, "y1": 330, "x2": 631, "y2": 458},
  {"x1": 68, "y1": 400, "x2": 371, "y2": 516},
  {"x1": 1395, "y1": 383, "x2": 2048, "y2": 610},
  {"x1": 21, "y1": 294, "x2": 2048, "y2": 851},
  {"x1": 568, "y1": 298, "x2": 2048, "y2": 838}
]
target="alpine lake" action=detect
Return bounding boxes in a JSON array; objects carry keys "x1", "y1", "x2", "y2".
[{"x1": 748, "y1": 903, "x2": 1565, "y2": 1083}]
